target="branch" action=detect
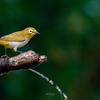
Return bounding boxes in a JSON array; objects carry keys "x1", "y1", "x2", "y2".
[{"x1": 0, "y1": 50, "x2": 47, "y2": 76}]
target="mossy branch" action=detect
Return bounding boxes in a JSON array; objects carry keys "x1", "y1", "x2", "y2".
[{"x1": 0, "y1": 50, "x2": 47, "y2": 76}]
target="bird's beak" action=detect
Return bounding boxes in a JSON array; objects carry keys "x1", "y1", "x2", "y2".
[{"x1": 35, "y1": 31, "x2": 40, "y2": 34}]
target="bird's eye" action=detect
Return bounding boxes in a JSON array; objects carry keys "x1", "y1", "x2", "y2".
[{"x1": 29, "y1": 29, "x2": 33, "y2": 34}]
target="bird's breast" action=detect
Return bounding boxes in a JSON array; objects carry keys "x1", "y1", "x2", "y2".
[{"x1": 9, "y1": 37, "x2": 28, "y2": 49}]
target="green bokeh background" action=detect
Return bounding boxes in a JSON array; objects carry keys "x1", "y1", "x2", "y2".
[{"x1": 0, "y1": 0, "x2": 100, "y2": 100}]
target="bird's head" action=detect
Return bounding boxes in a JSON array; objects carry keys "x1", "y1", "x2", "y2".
[{"x1": 23, "y1": 27, "x2": 40, "y2": 41}]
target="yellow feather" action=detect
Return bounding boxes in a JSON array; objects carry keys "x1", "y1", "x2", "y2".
[
  {"x1": 0, "y1": 40, "x2": 9, "y2": 47},
  {"x1": 0, "y1": 31, "x2": 25, "y2": 42}
]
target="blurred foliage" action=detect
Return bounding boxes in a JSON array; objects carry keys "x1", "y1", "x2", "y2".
[{"x1": 0, "y1": 0, "x2": 100, "y2": 100}]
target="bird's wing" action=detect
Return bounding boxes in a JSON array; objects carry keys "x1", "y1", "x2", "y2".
[{"x1": 0, "y1": 31, "x2": 25, "y2": 42}]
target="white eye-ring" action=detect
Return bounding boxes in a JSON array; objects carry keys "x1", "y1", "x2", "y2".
[{"x1": 29, "y1": 29, "x2": 33, "y2": 34}]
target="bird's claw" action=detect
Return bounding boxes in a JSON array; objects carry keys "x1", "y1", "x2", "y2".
[
  {"x1": 16, "y1": 50, "x2": 23, "y2": 54},
  {"x1": 1, "y1": 54, "x2": 10, "y2": 58}
]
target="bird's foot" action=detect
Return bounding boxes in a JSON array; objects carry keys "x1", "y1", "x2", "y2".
[
  {"x1": 16, "y1": 50, "x2": 23, "y2": 54},
  {"x1": 1, "y1": 54, "x2": 10, "y2": 58}
]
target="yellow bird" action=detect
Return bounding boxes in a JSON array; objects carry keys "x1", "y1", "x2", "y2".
[{"x1": 0, "y1": 27, "x2": 40, "y2": 58}]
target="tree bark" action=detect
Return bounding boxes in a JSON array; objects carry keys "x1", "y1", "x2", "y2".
[{"x1": 0, "y1": 50, "x2": 47, "y2": 76}]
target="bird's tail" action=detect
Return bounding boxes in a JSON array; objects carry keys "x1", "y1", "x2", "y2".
[{"x1": 0, "y1": 40, "x2": 9, "y2": 46}]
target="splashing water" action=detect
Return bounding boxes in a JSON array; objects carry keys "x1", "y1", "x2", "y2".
[{"x1": 29, "y1": 69, "x2": 68, "y2": 100}]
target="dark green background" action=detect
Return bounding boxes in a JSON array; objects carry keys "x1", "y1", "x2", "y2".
[{"x1": 0, "y1": 0, "x2": 100, "y2": 100}]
